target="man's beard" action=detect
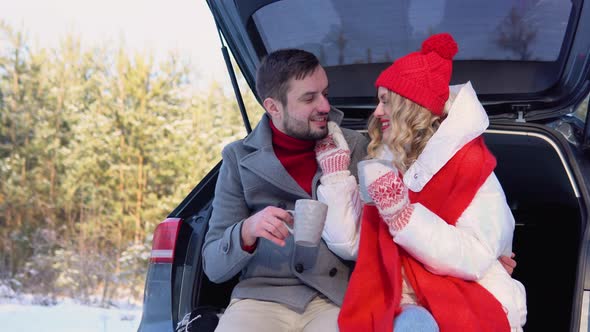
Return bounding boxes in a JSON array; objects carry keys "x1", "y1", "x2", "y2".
[{"x1": 282, "y1": 111, "x2": 328, "y2": 141}]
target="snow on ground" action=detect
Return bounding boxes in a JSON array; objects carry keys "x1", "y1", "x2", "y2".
[{"x1": 0, "y1": 294, "x2": 142, "y2": 332}]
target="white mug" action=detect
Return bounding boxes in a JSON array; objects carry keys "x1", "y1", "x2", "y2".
[{"x1": 286, "y1": 199, "x2": 328, "y2": 247}]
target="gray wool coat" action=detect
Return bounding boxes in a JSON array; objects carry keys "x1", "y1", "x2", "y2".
[{"x1": 202, "y1": 109, "x2": 368, "y2": 313}]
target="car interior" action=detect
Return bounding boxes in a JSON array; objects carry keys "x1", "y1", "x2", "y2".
[{"x1": 485, "y1": 126, "x2": 582, "y2": 332}]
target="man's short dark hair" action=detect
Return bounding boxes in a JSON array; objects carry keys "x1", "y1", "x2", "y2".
[{"x1": 256, "y1": 49, "x2": 320, "y2": 106}]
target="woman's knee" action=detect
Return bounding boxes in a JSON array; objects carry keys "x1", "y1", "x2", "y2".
[{"x1": 393, "y1": 305, "x2": 439, "y2": 332}]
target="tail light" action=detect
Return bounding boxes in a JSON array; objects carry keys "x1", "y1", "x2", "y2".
[{"x1": 150, "y1": 218, "x2": 182, "y2": 263}]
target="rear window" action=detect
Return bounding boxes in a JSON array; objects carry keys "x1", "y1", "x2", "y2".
[
  {"x1": 248, "y1": 0, "x2": 575, "y2": 100},
  {"x1": 253, "y1": 0, "x2": 572, "y2": 66}
]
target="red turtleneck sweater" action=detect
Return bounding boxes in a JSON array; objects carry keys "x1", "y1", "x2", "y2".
[
  {"x1": 269, "y1": 121, "x2": 318, "y2": 195},
  {"x1": 241, "y1": 121, "x2": 319, "y2": 252}
]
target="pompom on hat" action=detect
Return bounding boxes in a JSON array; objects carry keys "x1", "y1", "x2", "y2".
[{"x1": 375, "y1": 33, "x2": 458, "y2": 115}]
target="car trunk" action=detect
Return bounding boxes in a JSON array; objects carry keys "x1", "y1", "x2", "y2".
[
  {"x1": 163, "y1": 1, "x2": 590, "y2": 331},
  {"x1": 169, "y1": 115, "x2": 585, "y2": 331}
]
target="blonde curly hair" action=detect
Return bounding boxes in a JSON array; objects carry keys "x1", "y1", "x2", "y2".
[{"x1": 367, "y1": 91, "x2": 447, "y2": 173}]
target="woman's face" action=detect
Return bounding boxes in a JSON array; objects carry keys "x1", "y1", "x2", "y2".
[{"x1": 374, "y1": 86, "x2": 393, "y2": 142}]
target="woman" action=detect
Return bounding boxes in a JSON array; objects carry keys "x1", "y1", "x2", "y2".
[{"x1": 314, "y1": 33, "x2": 527, "y2": 332}]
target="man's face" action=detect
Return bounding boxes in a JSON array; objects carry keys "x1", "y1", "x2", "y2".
[{"x1": 272, "y1": 66, "x2": 331, "y2": 140}]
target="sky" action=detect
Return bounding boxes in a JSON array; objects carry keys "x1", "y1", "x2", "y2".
[{"x1": 0, "y1": 0, "x2": 230, "y2": 89}]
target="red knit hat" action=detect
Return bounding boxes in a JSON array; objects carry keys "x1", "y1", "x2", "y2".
[{"x1": 375, "y1": 33, "x2": 458, "y2": 115}]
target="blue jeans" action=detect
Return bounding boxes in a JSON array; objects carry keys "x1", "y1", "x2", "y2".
[{"x1": 393, "y1": 305, "x2": 439, "y2": 332}]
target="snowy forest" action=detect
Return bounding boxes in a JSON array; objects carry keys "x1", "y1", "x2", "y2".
[{"x1": 0, "y1": 21, "x2": 264, "y2": 305}]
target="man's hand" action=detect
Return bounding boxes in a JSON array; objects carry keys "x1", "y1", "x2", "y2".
[
  {"x1": 241, "y1": 206, "x2": 294, "y2": 247},
  {"x1": 499, "y1": 253, "x2": 517, "y2": 276}
]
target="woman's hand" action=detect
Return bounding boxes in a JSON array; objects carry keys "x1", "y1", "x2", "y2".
[
  {"x1": 361, "y1": 161, "x2": 414, "y2": 234},
  {"x1": 315, "y1": 122, "x2": 351, "y2": 183}
]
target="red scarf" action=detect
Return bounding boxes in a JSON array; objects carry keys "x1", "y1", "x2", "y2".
[{"x1": 338, "y1": 136, "x2": 510, "y2": 332}]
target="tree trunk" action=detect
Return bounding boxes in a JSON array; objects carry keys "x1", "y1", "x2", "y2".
[{"x1": 135, "y1": 154, "x2": 144, "y2": 244}]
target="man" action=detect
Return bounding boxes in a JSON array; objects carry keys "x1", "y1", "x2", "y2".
[{"x1": 202, "y1": 49, "x2": 368, "y2": 332}]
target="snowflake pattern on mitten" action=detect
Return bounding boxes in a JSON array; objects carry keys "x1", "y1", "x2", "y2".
[
  {"x1": 367, "y1": 171, "x2": 414, "y2": 234},
  {"x1": 315, "y1": 132, "x2": 350, "y2": 176},
  {"x1": 315, "y1": 135, "x2": 338, "y2": 153}
]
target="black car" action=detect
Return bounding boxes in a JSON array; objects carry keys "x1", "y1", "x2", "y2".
[{"x1": 138, "y1": 1, "x2": 590, "y2": 331}]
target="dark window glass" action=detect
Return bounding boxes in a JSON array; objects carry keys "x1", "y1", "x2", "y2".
[{"x1": 253, "y1": 0, "x2": 571, "y2": 66}]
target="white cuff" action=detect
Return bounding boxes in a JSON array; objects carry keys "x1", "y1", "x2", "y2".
[{"x1": 320, "y1": 170, "x2": 351, "y2": 185}]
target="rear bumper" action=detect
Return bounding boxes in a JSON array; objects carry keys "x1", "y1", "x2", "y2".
[{"x1": 137, "y1": 263, "x2": 174, "y2": 332}]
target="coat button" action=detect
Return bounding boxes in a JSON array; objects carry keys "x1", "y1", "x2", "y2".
[
  {"x1": 295, "y1": 263, "x2": 304, "y2": 273},
  {"x1": 413, "y1": 173, "x2": 418, "y2": 179},
  {"x1": 329, "y1": 268, "x2": 338, "y2": 277},
  {"x1": 222, "y1": 243, "x2": 229, "y2": 253},
  {"x1": 277, "y1": 201, "x2": 287, "y2": 209}
]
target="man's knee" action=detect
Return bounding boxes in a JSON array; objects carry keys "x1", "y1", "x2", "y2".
[
  {"x1": 215, "y1": 299, "x2": 292, "y2": 332},
  {"x1": 302, "y1": 305, "x2": 339, "y2": 331}
]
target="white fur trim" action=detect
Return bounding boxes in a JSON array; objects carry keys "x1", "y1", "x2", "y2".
[{"x1": 404, "y1": 81, "x2": 489, "y2": 192}]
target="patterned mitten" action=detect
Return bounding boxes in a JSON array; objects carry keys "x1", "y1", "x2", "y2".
[
  {"x1": 362, "y1": 162, "x2": 414, "y2": 234},
  {"x1": 315, "y1": 122, "x2": 351, "y2": 184}
]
